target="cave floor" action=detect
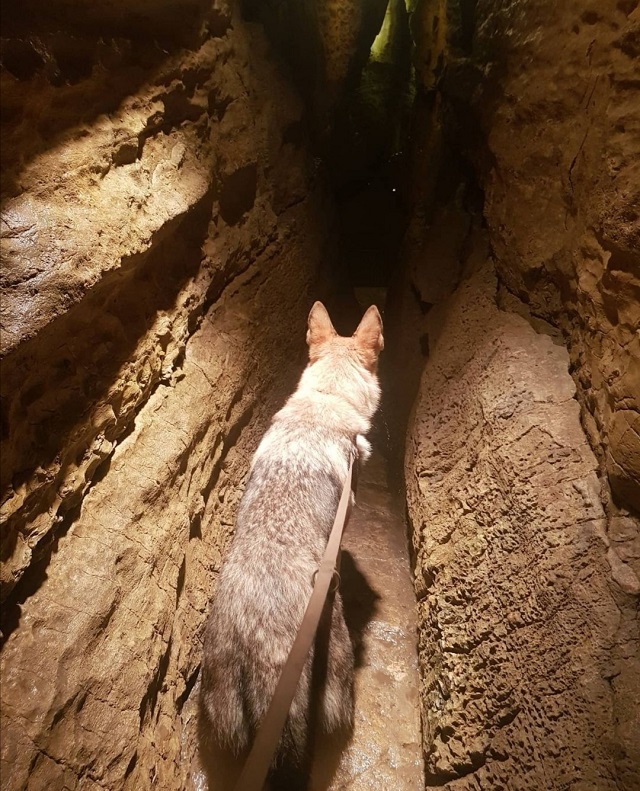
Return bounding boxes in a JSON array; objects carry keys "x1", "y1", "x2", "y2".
[{"x1": 310, "y1": 451, "x2": 424, "y2": 790}]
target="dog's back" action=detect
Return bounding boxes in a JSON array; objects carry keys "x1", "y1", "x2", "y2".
[{"x1": 200, "y1": 302, "x2": 384, "y2": 789}]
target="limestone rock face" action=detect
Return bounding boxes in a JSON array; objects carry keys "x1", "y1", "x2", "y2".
[
  {"x1": 472, "y1": 0, "x2": 640, "y2": 510},
  {"x1": 405, "y1": 0, "x2": 640, "y2": 512},
  {"x1": 406, "y1": 250, "x2": 640, "y2": 790},
  {"x1": 0, "y1": 3, "x2": 333, "y2": 789},
  {"x1": 401, "y1": 7, "x2": 640, "y2": 781}
]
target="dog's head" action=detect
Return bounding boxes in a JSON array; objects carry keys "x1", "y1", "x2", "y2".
[
  {"x1": 306, "y1": 301, "x2": 384, "y2": 372},
  {"x1": 302, "y1": 301, "x2": 383, "y2": 420}
]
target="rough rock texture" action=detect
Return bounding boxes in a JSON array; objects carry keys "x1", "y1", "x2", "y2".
[
  {"x1": 396, "y1": 0, "x2": 640, "y2": 511},
  {"x1": 384, "y1": 199, "x2": 472, "y2": 469},
  {"x1": 3, "y1": 1, "x2": 639, "y2": 789},
  {"x1": 1, "y1": 3, "x2": 335, "y2": 788},
  {"x1": 472, "y1": 0, "x2": 640, "y2": 513},
  {"x1": 398, "y1": 7, "x2": 640, "y2": 782},
  {"x1": 0, "y1": 1, "x2": 322, "y2": 598},
  {"x1": 405, "y1": 244, "x2": 640, "y2": 790}
]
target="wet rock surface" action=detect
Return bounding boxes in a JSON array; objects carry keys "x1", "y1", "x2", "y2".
[{"x1": 311, "y1": 452, "x2": 423, "y2": 791}]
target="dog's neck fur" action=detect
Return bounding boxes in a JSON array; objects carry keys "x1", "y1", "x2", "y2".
[
  {"x1": 276, "y1": 353, "x2": 380, "y2": 453},
  {"x1": 298, "y1": 355, "x2": 378, "y2": 420}
]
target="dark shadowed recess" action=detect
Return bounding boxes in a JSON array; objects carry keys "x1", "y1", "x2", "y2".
[{"x1": 240, "y1": 0, "x2": 410, "y2": 293}]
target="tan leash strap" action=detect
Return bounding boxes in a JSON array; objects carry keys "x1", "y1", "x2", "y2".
[{"x1": 233, "y1": 455, "x2": 355, "y2": 791}]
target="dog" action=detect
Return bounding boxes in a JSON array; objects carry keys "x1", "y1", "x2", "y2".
[{"x1": 199, "y1": 301, "x2": 384, "y2": 790}]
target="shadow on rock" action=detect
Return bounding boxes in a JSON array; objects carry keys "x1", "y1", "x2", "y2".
[{"x1": 339, "y1": 549, "x2": 381, "y2": 669}]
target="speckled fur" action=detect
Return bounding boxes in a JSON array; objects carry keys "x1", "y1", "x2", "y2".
[{"x1": 200, "y1": 302, "x2": 383, "y2": 789}]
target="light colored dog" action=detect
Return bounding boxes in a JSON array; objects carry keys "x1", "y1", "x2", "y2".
[{"x1": 200, "y1": 301, "x2": 384, "y2": 790}]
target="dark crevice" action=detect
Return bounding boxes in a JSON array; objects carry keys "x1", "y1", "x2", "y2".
[
  {"x1": 176, "y1": 556, "x2": 187, "y2": 605},
  {"x1": 123, "y1": 751, "x2": 138, "y2": 780},
  {"x1": 139, "y1": 636, "x2": 173, "y2": 726},
  {"x1": 201, "y1": 403, "x2": 256, "y2": 509},
  {"x1": 189, "y1": 513, "x2": 203, "y2": 541},
  {"x1": 218, "y1": 164, "x2": 259, "y2": 226},
  {"x1": 176, "y1": 664, "x2": 201, "y2": 713}
]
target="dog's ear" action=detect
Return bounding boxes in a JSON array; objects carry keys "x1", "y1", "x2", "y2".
[
  {"x1": 353, "y1": 305, "x2": 384, "y2": 370},
  {"x1": 307, "y1": 301, "x2": 337, "y2": 358}
]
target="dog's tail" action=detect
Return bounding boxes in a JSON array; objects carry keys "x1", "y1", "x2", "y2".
[
  {"x1": 237, "y1": 660, "x2": 313, "y2": 790},
  {"x1": 200, "y1": 656, "x2": 251, "y2": 756},
  {"x1": 267, "y1": 715, "x2": 312, "y2": 791}
]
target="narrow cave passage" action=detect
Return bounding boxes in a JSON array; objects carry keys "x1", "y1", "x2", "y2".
[
  {"x1": 187, "y1": 3, "x2": 427, "y2": 787},
  {"x1": 1, "y1": 1, "x2": 639, "y2": 791}
]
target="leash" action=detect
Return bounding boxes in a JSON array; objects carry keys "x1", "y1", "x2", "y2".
[{"x1": 232, "y1": 453, "x2": 357, "y2": 791}]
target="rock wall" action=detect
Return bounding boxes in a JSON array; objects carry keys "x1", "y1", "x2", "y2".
[
  {"x1": 473, "y1": 0, "x2": 640, "y2": 513},
  {"x1": 401, "y1": 1, "x2": 640, "y2": 788},
  {"x1": 3, "y1": 1, "x2": 639, "y2": 789},
  {"x1": 406, "y1": 0, "x2": 640, "y2": 510},
  {"x1": 406, "y1": 239, "x2": 639, "y2": 790},
  {"x1": 0, "y1": 2, "x2": 335, "y2": 788}
]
